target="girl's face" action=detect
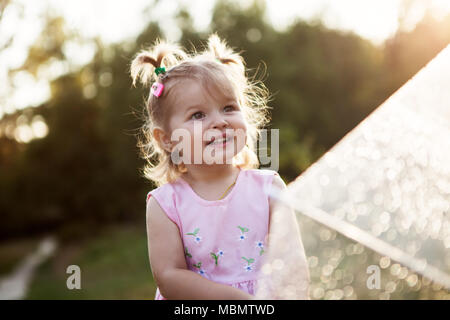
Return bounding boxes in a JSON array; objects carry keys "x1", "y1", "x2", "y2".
[{"x1": 164, "y1": 79, "x2": 247, "y2": 165}]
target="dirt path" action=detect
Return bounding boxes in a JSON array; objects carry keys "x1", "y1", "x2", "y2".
[{"x1": 0, "y1": 236, "x2": 57, "y2": 300}]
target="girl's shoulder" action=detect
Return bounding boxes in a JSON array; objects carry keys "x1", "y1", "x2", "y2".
[
  {"x1": 241, "y1": 168, "x2": 280, "y2": 195},
  {"x1": 242, "y1": 168, "x2": 279, "y2": 180},
  {"x1": 145, "y1": 180, "x2": 181, "y2": 204},
  {"x1": 247, "y1": 168, "x2": 279, "y2": 175},
  {"x1": 146, "y1": 180, "x2": 183, "y2": 226}
]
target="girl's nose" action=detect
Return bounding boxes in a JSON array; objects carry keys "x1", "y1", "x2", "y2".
[{"x1": 211, "y1": 113, "x2": 229, "y2": 129}]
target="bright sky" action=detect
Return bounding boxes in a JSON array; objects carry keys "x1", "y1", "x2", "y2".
[{"x1": 1, "y1": 0, "x2": 450, "y2": 123}]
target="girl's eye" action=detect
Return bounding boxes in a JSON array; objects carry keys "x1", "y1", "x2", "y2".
[
  {"x1": 224, "y1": 105, "x2": 235, "y2": 112},
  {"x1": 191, "y1": 111, "x2": 205, "y2": 120}
]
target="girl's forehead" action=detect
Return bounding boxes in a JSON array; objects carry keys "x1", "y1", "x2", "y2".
[{"x1": 168, "y1": 77, "x2": 237, "y2": 108}]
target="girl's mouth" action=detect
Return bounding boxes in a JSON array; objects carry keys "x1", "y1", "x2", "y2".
[{"x1": 206, "y1": 136, "x2": 233, "y2": 147}]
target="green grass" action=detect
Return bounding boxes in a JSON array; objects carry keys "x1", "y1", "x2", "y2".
[{"x1": 26, "y1": 224, "x2": 157, "y2": 299}]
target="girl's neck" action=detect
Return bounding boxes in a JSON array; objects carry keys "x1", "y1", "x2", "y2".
[{"x1": 182, "y1": 164, "x2": 240, "y2": 185}]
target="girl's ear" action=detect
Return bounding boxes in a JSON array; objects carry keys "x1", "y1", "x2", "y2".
[{"x1": 153, "y1": 127, "x2": 172, "y2": 152}]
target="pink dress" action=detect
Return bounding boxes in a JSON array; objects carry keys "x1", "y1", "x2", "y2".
[{"x1": 146, "y1": 168, "x2": 278, "y2": 300}]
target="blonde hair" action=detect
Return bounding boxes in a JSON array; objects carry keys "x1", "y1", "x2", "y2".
[{"x1": 130, "y1": 33, "x2": 271, "y2": 187}]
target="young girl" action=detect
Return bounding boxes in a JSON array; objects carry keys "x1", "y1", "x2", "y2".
[{"x1": 130, "y1": 34, "x2": 309, "y2": 299}]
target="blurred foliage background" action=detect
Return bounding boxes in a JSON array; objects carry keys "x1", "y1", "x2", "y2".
[{"x1": 0, "y1": 0, "x2": 449, "y2": 299}]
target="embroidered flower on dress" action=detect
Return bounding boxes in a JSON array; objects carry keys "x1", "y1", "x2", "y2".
[
  {"x1": 238, "y1": 234, "x2": 246, "y2": 241},
  {"x1": 193, "y1": 261, "x2": 207, "y2": 277},
  {"x1": 255, "y1": 241, "x2": 265, "y2": 255},
  {"x1": 242, "y1": 256, "x2": 255, "y2": 272},
  {"x1": 237, "y1": 226, "x2": 249, "y2": 242},
  {"x1": 244, "y1": 265, "x2": 253, "y2": 272},
  {"x1": 211, "y1": 249, "x2": 225, "y2": 266},
  {"x1": 237, "y1": 226, "x2": 249, "y2": 233},
  {"x1": 186, "y1": 228, "x2": 202, "y2": 244}
]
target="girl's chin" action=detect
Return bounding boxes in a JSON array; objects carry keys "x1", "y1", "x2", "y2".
[
  {"x1": 202, "y1": 151, "x2": 238, "y2": 165},
  {"x1": 182, "y1": 149, "x2": 242, "y2": 165}
]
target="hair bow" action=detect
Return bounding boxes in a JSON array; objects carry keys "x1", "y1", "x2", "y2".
[{"x1": 155, "y1": 67, "x2": 166, "y2": 76}]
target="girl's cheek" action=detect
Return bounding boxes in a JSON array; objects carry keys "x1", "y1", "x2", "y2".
[{"x1": 193, "y1": 130, "x2": 204, "y2": 150}]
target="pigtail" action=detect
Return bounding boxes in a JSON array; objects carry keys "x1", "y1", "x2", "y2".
[
  {"x1": 205, "y1": 33, "x2": 245, "y2": 74},
  {"x1": 130, "y1": 39, "x2": 188, "y2": 87}
]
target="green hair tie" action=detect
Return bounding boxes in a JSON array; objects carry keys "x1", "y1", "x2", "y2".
[{"x1": 155, "y1": 67, "x2": 166, "y2": 76}]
